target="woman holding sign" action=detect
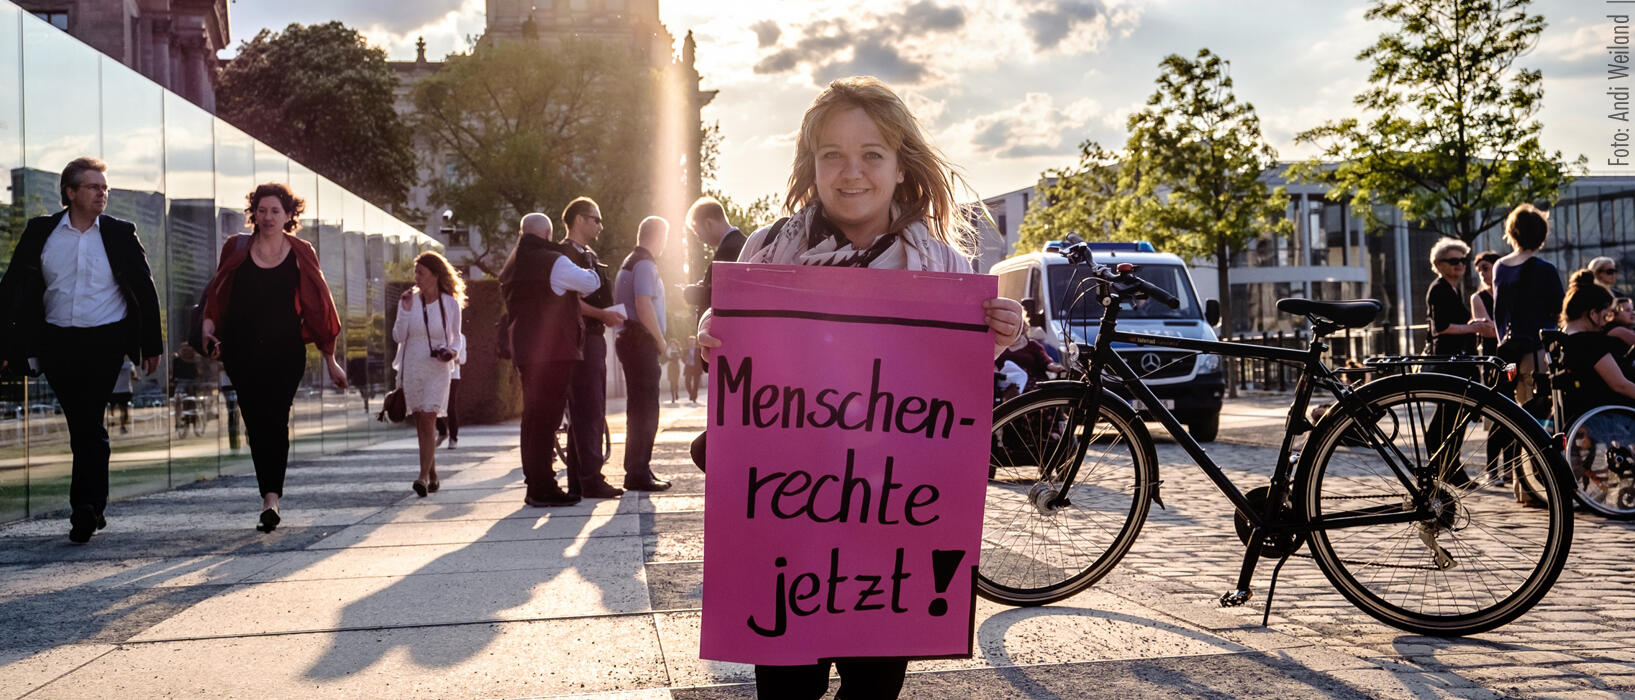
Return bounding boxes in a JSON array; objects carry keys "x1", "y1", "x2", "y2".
[{"x1": 698, "y1": 75, "x2": 1024, "y2": 700}]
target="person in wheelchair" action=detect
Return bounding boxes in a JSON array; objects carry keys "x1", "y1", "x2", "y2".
[{"x1": 1559, "y1": 269, "x2": 1635, "y2": 424}]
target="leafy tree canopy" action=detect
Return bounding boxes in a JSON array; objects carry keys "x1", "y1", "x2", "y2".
[
  {"x1": 1291, "y1": 0, "x2": 1581, "y2": 242},
  {"x1": 1016, "y1": 140, "x2": 1127, "y2": 256},
  {"x1": 218, "y1": 22, "x2": 416, "y2": 212},
  {"x1": 411, "y1": 38, "x2": 661, "y2": 275}
]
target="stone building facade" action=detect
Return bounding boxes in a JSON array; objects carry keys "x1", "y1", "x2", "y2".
[{"x1": 13, "y1": 0, "x2": 227, "y2": 112}]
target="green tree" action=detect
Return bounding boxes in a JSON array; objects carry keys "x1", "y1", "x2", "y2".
[
  {"x1": 1016, "y1": 140, "x2": 1129, "y2": 255},
  {"x1": 1121, "y1": 49, "x2": 1290, "y2": 335},
  {"x1": 217, "y1": 22, "x2": 416, "y2": 212},
  {"x1": 1291, "y1": 0, "x2": 1580, "y2": 243},
  {"x1": 411, "y1": 38, "x2": 661, "y2": 275}
]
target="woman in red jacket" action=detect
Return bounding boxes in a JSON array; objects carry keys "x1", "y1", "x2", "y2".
[{"x1": 200, "y1": 182, "x2": 348, "y2": 533}]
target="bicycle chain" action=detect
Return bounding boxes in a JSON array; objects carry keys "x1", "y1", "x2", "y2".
[{"x1": 1281, "y1": 495, "x2": 1451, "y2": 571}]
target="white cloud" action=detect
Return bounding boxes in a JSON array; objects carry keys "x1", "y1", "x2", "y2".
[{"x1": 948, "y1": 93, "x2": 1102, "y2": 159}]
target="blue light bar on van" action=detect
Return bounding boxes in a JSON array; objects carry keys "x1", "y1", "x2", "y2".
[{"x1": 1042, "y1": 240, "x2": 1157, "y2": 253}]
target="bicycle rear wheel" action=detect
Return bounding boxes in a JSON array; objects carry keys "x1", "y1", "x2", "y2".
[
  {"x1": 978, "y1": 384, "x2": 1157, "y2": 606},
  {"x1": 1300, "y1": 374, "x2": 1572, "y2": 636},
  {"x1": 1565, "y1": 406, "x2": 1635, "y2": 519}
]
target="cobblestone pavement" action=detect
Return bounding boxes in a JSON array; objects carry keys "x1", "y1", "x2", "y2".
[{"x1": 1, "y1": 392, "x2": 1632, "y2": 698}]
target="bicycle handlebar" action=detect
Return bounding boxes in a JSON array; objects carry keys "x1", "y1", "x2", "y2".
[{"x1": 1062, "y1": 242, "x2": 1181, "y2": 309}]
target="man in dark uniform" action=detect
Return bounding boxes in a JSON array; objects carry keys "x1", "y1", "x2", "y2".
[
  {"x1": 0, "y1": 157, "x2": 163, "y2": 543},
  {"x1": 682, "y1": 196, "x2": 747, "y2": 318},
  {"x1": 557, "y1": 197, "x2": 627, "y2": 499},
  {"x1": 499, "y1": 212, "x2": 600, "y2": 507}
]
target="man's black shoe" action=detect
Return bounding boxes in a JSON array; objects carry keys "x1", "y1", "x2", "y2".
[
  {"x1": 524, "y1": 491, "x2": 581, "y2": 507},
  {"x1": 68, "y1": 505, "x2": 96, "y2": 544},
  {"x1": 580, "y1": 482, "x2": 625, "y2": 499},
  {"x1": 623, "y1": 477, "x2": 672, "y2": 492}
]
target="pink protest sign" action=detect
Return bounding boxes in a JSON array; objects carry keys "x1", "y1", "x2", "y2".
[{"x1": 700, "y1": 262, "x2": 995, "y2": 665}]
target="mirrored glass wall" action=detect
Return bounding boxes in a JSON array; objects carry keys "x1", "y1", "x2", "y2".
[{"x1": 0, "y1": 5, "x2": 439, "y2": 523}]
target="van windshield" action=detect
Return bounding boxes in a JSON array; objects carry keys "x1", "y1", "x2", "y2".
[{"x1": 1049, "y1": 263, "x2": 1200, "y2": 321}]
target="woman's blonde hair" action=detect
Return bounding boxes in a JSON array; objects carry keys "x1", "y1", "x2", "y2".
[
  {"x1": 1428, "y1": 237, "x2": 1470, "y2": 271},
  {"x1": 415, "y1": 251, "x2": 467, "y2": 308},
  {"x1": 786, "y1": 76, "x2": 975, "y2": 254}
]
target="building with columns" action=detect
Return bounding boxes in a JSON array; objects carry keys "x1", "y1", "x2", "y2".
[{"x1": 12, "y1": 0, "x2": 226, "y2": 112}]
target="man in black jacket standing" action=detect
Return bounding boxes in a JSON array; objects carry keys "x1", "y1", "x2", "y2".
[
  {"x1": 499, "y1": 212, "x2": 600, "y2": 507},
  {"x1": 0, "y1": 157, "x2": 163, "y2": 543},
  {"x1": 682, "y1": 196, "x2": 746, "y2": 318}
]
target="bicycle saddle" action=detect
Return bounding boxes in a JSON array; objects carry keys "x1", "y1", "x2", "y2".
[{"x1": 1275, "y1": 298, "x2": 1382, "y2": 328}]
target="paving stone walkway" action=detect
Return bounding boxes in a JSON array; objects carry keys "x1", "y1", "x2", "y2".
[{"x1": 0, "y1": 394, "x2": 1630, "y2": 698}]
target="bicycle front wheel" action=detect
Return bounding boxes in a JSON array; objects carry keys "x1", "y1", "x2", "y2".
[
  {"x1": 978, "y1": 384, "x2": 1157, "y2": 606},
  {"x1": 1300, "y1": 374, "x2": 1572, "y2": 636},
  {"x1": 1565, "y1": 405, "x2": 1635, "y2": 519}
]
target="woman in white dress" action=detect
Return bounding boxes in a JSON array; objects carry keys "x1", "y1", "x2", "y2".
[{"x1": 394, "y1": 251, "x2": 465, "y2": 496}]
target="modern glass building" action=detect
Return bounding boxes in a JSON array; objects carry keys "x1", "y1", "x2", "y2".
[{"x1": 0, "y1": 3, "x2": 440, "y2": 524}]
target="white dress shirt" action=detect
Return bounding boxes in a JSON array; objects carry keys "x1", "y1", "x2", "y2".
[
  {"x1": 550, "y1": 255, "x2": 601, "y2": 295},
  {"x1": 41, "y1": 214, "x2": 128, "y2": 327}
]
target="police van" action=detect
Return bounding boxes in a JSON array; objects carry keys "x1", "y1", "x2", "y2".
[{"x1": 991, "y1": 241, "x2": 1226, "y2": 441}]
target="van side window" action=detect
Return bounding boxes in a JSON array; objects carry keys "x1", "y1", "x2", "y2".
[{"x1": 997, "y1": 268, "x2": 1028, "y2": 301}]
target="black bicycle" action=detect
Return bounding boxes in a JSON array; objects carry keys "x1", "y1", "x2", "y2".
[{"x1": 980, "y1": 243, "x2": 1574, "y2": 636}]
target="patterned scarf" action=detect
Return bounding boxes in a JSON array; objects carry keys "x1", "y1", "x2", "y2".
[{"x1": 748, "y1": 203, "x2": 937, "y2": 270}]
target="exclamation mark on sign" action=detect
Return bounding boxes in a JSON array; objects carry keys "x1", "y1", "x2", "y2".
[{"x1": 928, "y1": 549, "x2": 965, "y2": 617}]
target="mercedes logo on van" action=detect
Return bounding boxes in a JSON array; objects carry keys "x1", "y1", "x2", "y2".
[{"x1": 1139, "y1": 353, "x2": 1162, "y2": 374}]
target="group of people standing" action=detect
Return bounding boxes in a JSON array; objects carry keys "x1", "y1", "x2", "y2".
[
  {"x1": 499, "y1": 197, "x2": 675, "y2": 507},
  {"x1": 0, "y1": 157, "x2": 691, "y2": 539},
  {"x1": 1426, "y1": 204, "x2": 1635, "y2": 488}
]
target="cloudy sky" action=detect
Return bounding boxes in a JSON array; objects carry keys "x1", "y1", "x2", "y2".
[{"x1": 228, "y1": 0, "x2": 1628, "y2": 207}]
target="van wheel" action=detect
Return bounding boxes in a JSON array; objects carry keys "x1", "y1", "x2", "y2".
[{"x1": 1187, "y1": 412, "x2": 1220, "y2": 443}]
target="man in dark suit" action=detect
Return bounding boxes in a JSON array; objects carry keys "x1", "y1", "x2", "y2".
[
  {"x1": 557, "y1": 197, "x2": 627, "y2": 499},
  {"x1": 0, "y1": 157, "x2": 162, "y2": 543},
  {"x1": 498, "y1": 212, "x2": 600, "y2": 507},
  {"x1": 682, "y1": 196, "x2": 747, "y2": 318}
]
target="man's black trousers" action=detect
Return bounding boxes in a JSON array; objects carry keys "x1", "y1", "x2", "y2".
[
  {"x1": 518, "y1": 361, "x2": 573, "y2": 499},
  {"x1": 565, "y1": 332, "x2": 610, "y2": 493},
  {"x1": 615, "y1": 330, "x2": 661, "y2": 481},
  {"x1": 39, "y1": 323, "x2": 126, "y2": 515}
]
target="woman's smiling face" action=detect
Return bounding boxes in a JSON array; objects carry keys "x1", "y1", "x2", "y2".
[{"x1": 814, "y1": 106, "x2": 903, "y2": 243}]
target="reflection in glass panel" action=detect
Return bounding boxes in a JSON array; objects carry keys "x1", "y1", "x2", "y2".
[
  {"x1": 100, "y1": 57, "x2": 170, "y2": 498},
  {"x1": 286, "y1": 162, "x2": 323, "y2": 460},
  {"x1": 319, "y1": 178, "x2": 347, "y2": 453},
  {"x1": 0, "y1": 6, "x2": 24, "y2": 522},
  {"x1": 21, "y1": 14, "x2": 96, "y2": 217},
  {"x1": 344, "y1": 210, "x2": 369, "y2": 447},
  {"x1": 365, "y1": 231, "x2": 388, "y2": 441},
  {"x1": 165, "y1": 93, "x2": 221, "y2": 483},
  {"x1": 212, "y1": 123, "x2": 254, "y2": 476},
  {"x1": 254, "y1": 142, "x2": 288, "y2": 185},
  {"x1": 19, "y1": 12, "x2": 101, "y2": 505}
]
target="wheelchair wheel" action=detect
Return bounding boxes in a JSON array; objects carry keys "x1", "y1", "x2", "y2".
[{"x1": 1565, "y1": 405, "x2": 1635, "y2": 520}]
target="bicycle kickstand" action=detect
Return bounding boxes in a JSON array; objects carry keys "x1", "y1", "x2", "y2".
[{"x1": 1260, "y1": 550, "x2": 1294, "y2": 627}]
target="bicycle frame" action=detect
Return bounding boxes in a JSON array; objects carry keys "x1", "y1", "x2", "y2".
[{"x1": 1059, "y1": 295, "x2": 1439, "y2": 540}]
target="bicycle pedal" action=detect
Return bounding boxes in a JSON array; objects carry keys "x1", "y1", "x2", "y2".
[{"x1": 1219, "y1": 589, "x2": 1252, "y2": 607}]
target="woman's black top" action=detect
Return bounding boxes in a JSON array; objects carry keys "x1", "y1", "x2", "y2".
[
  {"x1": 1562, "y1": 330, "x2": 1634, "y2": 420},
  {"x1": 1427, "y1": 278, "x2": 1476, "y2": 356},
  {"x1": 225, "y1": 249, "x2": 303, "y2": 364}
]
